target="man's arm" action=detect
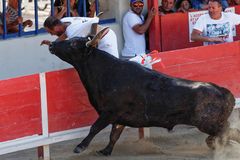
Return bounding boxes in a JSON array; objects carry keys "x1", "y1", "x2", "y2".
[
  {"x1": 191, "y1": 29, "x2": 224, "y2": 43},
  {"x1": 41, "y1": 33, "x2": 68, "y2": 46},
  {"x1": 132, "y1": 7, "x2": 156, "y2": 35}
]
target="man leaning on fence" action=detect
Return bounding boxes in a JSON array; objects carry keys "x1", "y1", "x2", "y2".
[{"x1": 41, "y1": 16, "x2": 119, "y2": 58}]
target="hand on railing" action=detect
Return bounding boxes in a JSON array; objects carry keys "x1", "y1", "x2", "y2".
[
  {"x1": 23, "y1": 19, "x2": 33, "y2": 27},
  {"x1": 149, "y1": 7, "x2": 157, "y2": 18}
]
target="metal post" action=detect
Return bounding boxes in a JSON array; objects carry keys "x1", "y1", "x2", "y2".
[
  {"x1": 18, "y1": 0, "x2": 23, "y2": 36},
  {"x1": 66, "y1": 0, "x2": 70, "y2": 17},
  {"x1": 147, "y1": 0, "x2": 161, "y2": 51},
  {"x1": 2, "y1": 0, "x2": 7, "y2": 39},
  {"x1": 34, "y1": 0, "x2": 39, "y2": 34},
  {"x1": 50, "y1": 0, "x2": 54, "y2": 16},
  {"x1": 83, "y1": 0, "x2": 86, "y2": 17}
]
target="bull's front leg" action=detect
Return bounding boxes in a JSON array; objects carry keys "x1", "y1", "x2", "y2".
[
  {"x1": 97, "y1": 124, "x2": 125, "y2": 156},
  {"x1": 73, "y1": 113, "x2": 112, "y2": 154}
]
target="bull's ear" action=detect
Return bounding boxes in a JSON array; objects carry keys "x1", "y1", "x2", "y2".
[{"x1": 86, "y1": 27, "x2": 109, "y2": 48}]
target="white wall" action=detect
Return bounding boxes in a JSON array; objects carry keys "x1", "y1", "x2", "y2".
[
  {"x1": 0, "y1": 22, "x2": 123, "y2": 80},
  {"x1": 0, "y1": 34, "x2": 71, "y2": 80}
]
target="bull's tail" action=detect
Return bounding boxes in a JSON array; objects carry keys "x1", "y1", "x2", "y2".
[
  {"x1": 219, "y1": 86, "x2": 235, "y2": 109},
  {"x1": 210, "y1": 82, "x2": 235, "y2": 110}
]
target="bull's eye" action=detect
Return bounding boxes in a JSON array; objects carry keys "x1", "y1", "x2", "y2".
[{"x1": 71, "y1": 41, "x2": 78, "y2": 48}]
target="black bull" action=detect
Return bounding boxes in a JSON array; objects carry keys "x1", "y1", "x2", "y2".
[{"x1": 48, "y1": 36, "x2": 240, "y2": 156}]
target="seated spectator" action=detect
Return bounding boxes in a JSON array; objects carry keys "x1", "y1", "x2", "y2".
[
  {"x1": 87, "y1": 0, "x2": 96, "y2": 17},
  {"x1": 192, "y1": 0, "x2": 229, "y2": 10},
  {"x1": 0, "y1": 11, "x2": 22, "y2": 34},
  {"x1": 159, "y1": 0, "x2": 175, "y2": 15},
  {"x1": 54, "y1": 0, "x2": 96, "y2": 19},
  {"x1": 54, "y1": 0, "x2": 79, "y2": 19},
  {"x1": 6, "y1": 0, "x2": 33, "y2": 33},
  {"x1": 176, "y1": 0, "x2": 195, "y2": 13},
  {"x1": 228, "y1": 0, "x2": 240, "y2": 6}
]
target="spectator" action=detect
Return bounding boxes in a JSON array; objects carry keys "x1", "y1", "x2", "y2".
[
  {"x1": 192, "y1": 0, "x2": 229, "y2": 10},
  {"x1": 6, "y1": 0, "x2": 33, "y2": 33},
  {"x1": 0, "y1": 12, "x2": 3, "y2": 34},
  {"x1": 228, "y1": 0, "x2": 240, "y2": 6},
  {"x1": 0, "y1": 11, "x2": 21, "y2": 34},
  {"x1": 41, "y1": 16, "x2": 119, "y2": 58},
  {"x1": 191, "y1": 0, "x2": 240, "y2": 46},
  {"x1": 122, "y1": 0, "x2": 156, "y2": 57},
  {"x1": 176, "y1": 0, "x2": 195, "y2": 13},
  {"x1": 54, "y1": 0, "x2": 95, "y2": 19},
  {"x1": 78, "y1": 0, "x2": 96, "y2": 17},
  {"x1": 54, "y1": 0, "x2": 79, "y2": 19},
  {"x1": 158, "y1": 0, "x2": 175, "y2": 15}
]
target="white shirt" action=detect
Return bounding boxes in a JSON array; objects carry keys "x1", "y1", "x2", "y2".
[
  {"x1": 122, "y1": 10, "x2": 146, "y2": 57},
  {"x1": 193, "y1": 12, "x2": 240, "y2": 46},
  {"x1": 61, "y1": 17, "x2": 119, "y2": 58}
]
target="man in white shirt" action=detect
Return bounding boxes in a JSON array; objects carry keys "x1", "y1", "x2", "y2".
[
  {"x1": 122, "y1": 0, "x2": 156, "y2": 57},
  {"x1": 41, "y1": 16, "x2": 119, "y2": 58},
  {"x1": 191, "y1": 0, "x2": 240, "y2": 46}
]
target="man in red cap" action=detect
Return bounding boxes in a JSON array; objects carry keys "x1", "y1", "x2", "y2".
[{"x1": 122, "y1": 0, "x2": 156, "y2": 58}]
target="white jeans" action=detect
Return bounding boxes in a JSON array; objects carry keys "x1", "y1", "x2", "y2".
[{"x1": 98, "y1": 29, "x2": 119, "y2": 58}]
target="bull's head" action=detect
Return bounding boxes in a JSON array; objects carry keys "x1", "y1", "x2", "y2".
[{"x1": 49, "y1": 27, "x2": 109, "y2": 64}]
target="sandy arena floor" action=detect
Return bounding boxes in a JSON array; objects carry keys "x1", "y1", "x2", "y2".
[
  {"x1": 1, "y1": 110, "x2": 240, "y2": 160},
  {"x1": 1, "y1": 3, "x2": 240, "y2": 160}
]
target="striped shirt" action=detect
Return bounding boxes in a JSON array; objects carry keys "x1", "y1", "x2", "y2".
[{"x1": 7, "y1": 6, "x2": 18, "y2": 23}]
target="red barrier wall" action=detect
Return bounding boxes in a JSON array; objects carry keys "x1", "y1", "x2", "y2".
[
  {"x1": 152, "y1": 41, "x2": 240, "y2": 96},
  {"x1": 160, "y1": 12, "x2": 202, "y2": 51},
  {"x1": 1, "y1": 41, "x2": 240, "y2": 142},
  {"x1": 0, "y1": 75, "x2": 42, "y2": 142},
  {"x1": 46, "y1": 69, "x2": 97, "y2": 133}
]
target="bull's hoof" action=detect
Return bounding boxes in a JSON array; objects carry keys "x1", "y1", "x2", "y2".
[
  {"x1": 96, "y1": 149, "x2": 112, "y2": 156},
  {"x1": 206, "y1": 136, "x2": 216, "y2": 150},
  {"x1": 73, "y1": 146, "x2": 86, "y2": 154},
  {"x1": 206, "y1": 136, "x2": 227, "y2": 150}
]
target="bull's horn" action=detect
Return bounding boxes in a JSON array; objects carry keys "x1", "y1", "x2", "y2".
[
  {"x1": 86, "y1": 27, "x2": 109, "y2": 47},
  {"x1": 96, "y1": 12, "x2": 104, "y2": 17}
]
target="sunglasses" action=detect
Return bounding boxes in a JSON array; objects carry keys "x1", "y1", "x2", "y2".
[{"x1": 133, "y1": 2, "x2": 144, "y2": 8}]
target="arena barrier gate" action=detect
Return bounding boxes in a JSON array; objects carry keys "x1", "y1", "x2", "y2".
[{"x1": 1, "y1": 41, "x2": 240, "y2": 159}]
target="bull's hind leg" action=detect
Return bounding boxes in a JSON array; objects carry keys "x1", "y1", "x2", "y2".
[
  {"x1": 225, "y1": 128, "x2": 240, "y2": 143},
  {"x1": 97, "y1": 124, "x2": 125, "y2": 156},
  {"x1": 73, "y1": 114, "x2": 112, "y2": 154},
  {"x1": 205, "y1": 136, "x2": 226, "y2": 150},
  {"x1": 205, "y1": 119, "x2": 240, "y2": 150},
  {"x1": 206, "y1": 128, "x2": 240, "y2": 149},
  {"x1": 203, "y1": 121, "x2": 230, "y2": 150}
]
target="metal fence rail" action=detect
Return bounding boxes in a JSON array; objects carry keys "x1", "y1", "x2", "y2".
[{"x1": 0, "y1": 0, "x2": 115, "y2": 40}]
